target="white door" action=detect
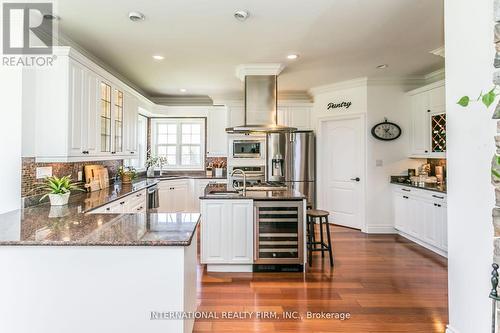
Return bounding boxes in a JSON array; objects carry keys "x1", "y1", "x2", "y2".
[{"x1": 319, "y1": 116, "x2": 364, "y2": 230}]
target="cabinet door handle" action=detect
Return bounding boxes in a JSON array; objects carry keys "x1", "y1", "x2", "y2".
[
  {"x1": 106, "y1": 207, "x2": 111, "y2": 211},
  {"x1": 403, "y1": 196, "x2": 409, "y2": 199},
  {"x1": 111, "y1": 152, "x2": 116, "y2": 154},
  {"x1": 425, "y1": 150, "x2": 429, "y2": 153},
  {"x1": 130, "y1": 152, "x2": 135, "y2": 154},
  {"x1": 427, "y1": 110, "x2": 431, "y2": 113},
  {"x1": 119, "y1": 201, "x2": 125, "y2": 205},
  {"x1": 82, "y1": 150, "x2": 89, "y2": 154},
  {"x1": 137, "y1": 206, "x2": 143, "y2": 211},
  {"x1": 432, "y1": 195, "x2": 444, "y2": 199},
  {"x1": 136, "y1": 193, "x2": 142, "y2": 197},
  {"x1": 402, "y1": 188, "x2": 411, "y2": 192}
]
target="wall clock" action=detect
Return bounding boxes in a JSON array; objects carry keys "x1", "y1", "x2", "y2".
[{"x1": 371, "y1": 119, "x2": 402, "y2": 141}]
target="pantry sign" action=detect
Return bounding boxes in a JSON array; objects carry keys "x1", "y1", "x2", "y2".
[{"x1": 327, "y1": 101, "x2": 352, "y2": 110}]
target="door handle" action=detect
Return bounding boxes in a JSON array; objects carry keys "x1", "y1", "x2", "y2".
[{"x1": 350, "y1": 177, "x2": 360, "y2": 182}]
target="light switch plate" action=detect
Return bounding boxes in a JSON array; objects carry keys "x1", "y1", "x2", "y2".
[{"x1": 36, "y1": 166, "x2": 52, "y2": 179}]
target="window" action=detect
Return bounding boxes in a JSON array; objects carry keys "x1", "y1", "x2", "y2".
[
  {"x1": 151, "y1": 118, "x2": 205, "y2": 170},
  {"x1": 125, "y1": 115, "x2": 148, "y2": 170}
]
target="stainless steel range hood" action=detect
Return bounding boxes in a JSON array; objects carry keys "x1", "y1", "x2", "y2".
[{"x1": 226, "y1": 75, "x2": 297, "y2": 133}]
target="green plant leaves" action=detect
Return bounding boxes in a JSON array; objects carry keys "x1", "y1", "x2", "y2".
[
  {"x1": 483, "y1": 88, "x2": 498, "y2": 108},
  {"x1": 457, "y1": 96, "x2": 470, "y2": 107}
]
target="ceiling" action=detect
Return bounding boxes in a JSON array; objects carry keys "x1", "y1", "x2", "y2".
[{"x1": 56, "y1": 0, "x2": 444, "y2": 99}]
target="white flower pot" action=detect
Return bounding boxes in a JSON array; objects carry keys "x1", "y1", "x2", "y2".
[
  {"x1": 48, "y1": 192, "x2": 70, "y2": 206},
  {"x1": 215, "y1": 168, "x2": 224, "y2": 177}
]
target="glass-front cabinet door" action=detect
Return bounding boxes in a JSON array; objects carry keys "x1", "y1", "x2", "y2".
[
  {"x1": 100, "y1": 82, "x2": 112, "y2": 153},
  {"x1": 114, "y1": 89, "x2": 124, "y2": 154}
]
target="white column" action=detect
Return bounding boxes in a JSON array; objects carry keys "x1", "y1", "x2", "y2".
[{"x1": 445, "y1": 0, "x2": 495, "y2": 332}]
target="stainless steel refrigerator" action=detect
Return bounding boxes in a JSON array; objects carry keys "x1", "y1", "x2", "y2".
[{"x1": 267, "y1": 131, "x2": 316, "y2": 208}]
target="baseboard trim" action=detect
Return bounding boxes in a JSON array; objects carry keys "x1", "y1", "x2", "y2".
[
  {"x1": 398, "y1": 231, "x2": 448, "y2": 258},
  {"x1": 206, "y1": 264, "x2": 253, "y2": 273},
  {"x1": 365, "y1": 225, "x2": 396, "y2": 234},
  {"x1": 446, "y1": 325, "x2": 459, "y2": 333}
]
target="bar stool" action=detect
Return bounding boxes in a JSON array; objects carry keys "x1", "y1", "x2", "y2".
[{"x1": 306, "y1": 209, "x2": 334, "y2": 267}]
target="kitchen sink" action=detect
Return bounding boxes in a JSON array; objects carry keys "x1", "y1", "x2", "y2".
[{"x1": 206, "y1": 190, "x2": 241, "y2": 197}]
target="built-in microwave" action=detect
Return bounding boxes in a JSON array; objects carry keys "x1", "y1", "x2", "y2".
[{"x1": 232, "y1": 140, "x2": 262, "y2": 158}]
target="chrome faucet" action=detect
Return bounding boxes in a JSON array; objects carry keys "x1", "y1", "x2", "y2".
[{"x1": 231, "y1": 169, "x2": 247, "y2": 195}]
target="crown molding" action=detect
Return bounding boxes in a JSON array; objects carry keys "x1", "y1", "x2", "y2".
[
  {"x1": 236, "y1": 63, "x2": 286, "y2": 81},
  {"x1": 151, "y1": 95, "x2": 213, "y2": 106}
]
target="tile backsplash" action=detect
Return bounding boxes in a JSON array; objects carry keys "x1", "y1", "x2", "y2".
[{"x1": 21, "y1": 157, "x2": 123, "y2": 197}]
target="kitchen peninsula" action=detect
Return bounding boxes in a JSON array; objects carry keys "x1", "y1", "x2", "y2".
[
  {"x1": 200, "y1": 183, "x2": 307, "y2": 272},
  {"x1": 0, "y1": 180, "x2": 199, "y2": 333}
]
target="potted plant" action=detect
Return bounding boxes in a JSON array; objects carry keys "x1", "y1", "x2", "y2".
[
  {"x1": 118, "y1": 166, "x2": 137, "y2": 184},
  {"x1": 37, "y1": 175, "x2": 83, "y2": 206},
  {"x1": 145, "y1": 150, "x2": 159, "y2": 177},
  {"x1": 211, "y1": 158, "x2": 227, "y2": 177}
]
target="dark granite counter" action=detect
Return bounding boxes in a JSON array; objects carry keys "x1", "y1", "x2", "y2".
[
  {"x1": 0, "y1": 178, "x2": 200, "y2": 246},
  {"x1": 200, "y1": 183, "x2": 306, "y2": 201},
  {"x1": 390, "y1": 176, "x2": 447, "y2": 194},
  {"x1": 146, "y1": 171, "x2": 227, "y2": 180}
]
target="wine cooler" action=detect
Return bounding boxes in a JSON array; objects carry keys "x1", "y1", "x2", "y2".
[{"x1": 254, "y1": 201, "x2": 304, "y2": 264}]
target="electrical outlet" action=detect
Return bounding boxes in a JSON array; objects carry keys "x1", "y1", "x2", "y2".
[
  {"x1": 375, "y1": 159, "x2": 383, "y2": 167},
  {"x1": 77, "y1": 171, "x2": 83, "y2": 181},
  {"x1": 36, "y1": 166, "x2": 52, "y2": 179}
]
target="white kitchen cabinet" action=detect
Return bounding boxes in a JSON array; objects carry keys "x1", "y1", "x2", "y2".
[
  {"x1": 200, "y1": 199, "x2": 254, "y2": 270},
  {"x1": 123, "y1": 92, "x2": 139, "y2": 156},
  {"x1": 158, "y1": 180, "x2": 190, "y2": 212},
  {"x1": 277, "y1": 105, "x2": 312, "y2": 130},
  {"x1": 90, "y1": 189, "x2": 147, "y2": 214},
  {"x1": 408, "y1": 81, "x2": 446, "y2": 158},
  {"x1": 26, "y1": 47, "x2": 141, "y2": 162},
  {"x1": 207, "y1": 106, "x2": 228, "y2": 157},
  {"x1": 392, "y1": 185, "x2": 447, "y2": 256}
]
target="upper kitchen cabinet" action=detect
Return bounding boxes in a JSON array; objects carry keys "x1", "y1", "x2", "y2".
[
  {"x1": 25, "y1": 47, "x2": 141, "y2": 162},
  {"x1": 207, "y1": 106, "x2": 228, "y2": 157},
  {"x1": 408, "y1": 81, "x2": 446, "y2": 158},
  {"x1": 277, "y1": 104, "x2": 312, "y2": 130}
]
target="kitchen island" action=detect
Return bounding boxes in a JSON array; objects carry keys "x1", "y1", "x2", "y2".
[
  {"x1": 0, "y1": 184, "x2": 199, "y2": 333},
  {"x1": 200, "y1": 183, "x2": 307, "y2": 272}
]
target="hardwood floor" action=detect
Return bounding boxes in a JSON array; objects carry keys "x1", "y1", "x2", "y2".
[{"x1": 193, "y1": 225, "x2": 448, "y2": 333}]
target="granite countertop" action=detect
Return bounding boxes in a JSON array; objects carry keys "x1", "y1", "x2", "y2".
[
  {"x1": 146, "y1": 171, "x2": 227, "y2": 180},
  {"x1": 390, "y1": 176, "x2": 447, "y2": 194},
  {"x1": 0, "y1": 179, "x2": 200, "y2": 246},
  {"x1": 200, "y1": 183, "x2": 306, "y2": 200}
]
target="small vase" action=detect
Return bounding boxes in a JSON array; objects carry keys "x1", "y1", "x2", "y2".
[
  {"x1": 215, "y1": 168, "x2": 224, "y2": 177},
  {"x1": 147, "y1": 167, "x2": 155, "y2": 178},
  {"x1": 48, "y1": 192, "x2": 70, "y2": 206}
]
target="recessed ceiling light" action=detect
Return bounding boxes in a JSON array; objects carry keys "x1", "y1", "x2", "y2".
[
  {"x1": 377, "y1": 64, "x2": 389, "y2": 69},
  {"x1": 152, "y1": 55, "x2": 164, "y2": 60},
  {"x1": 287, "y1": 54, "x2": 299, "y2": 60},
  {"x1": 128, "y1": 11, "x2": 145, "y2": 22},
  {"x1": 179, "y1": 88, "x2": 187, "y2": 93},
  {"x1": 234, "y1": 10, "x2": 249, "y2": 21}
]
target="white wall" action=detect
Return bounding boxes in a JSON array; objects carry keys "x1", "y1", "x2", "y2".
[
  {"x1": 310, "y1": 79, "x2": 423, "y2": 233},
  {"x1": 445, "y1": 0, "x2": 495, "y2": 332},
  {"x1": 0, "y1": 67, "x2": 22, "y2": 213},
  {"x1": 366, "y1": 83, "x2": 424, "y2": 232}
]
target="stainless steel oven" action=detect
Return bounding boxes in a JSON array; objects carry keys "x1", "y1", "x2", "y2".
[{"x1": 232, "y1": 140, "x2": 263, "y2": 158}]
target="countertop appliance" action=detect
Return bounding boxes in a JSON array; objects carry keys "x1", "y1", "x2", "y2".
[
  {"x1": 267, "y1": 131, "x2": 316, "y2": 208},
  {"x1": 147, "y1": 184, "x2": 159, "y2": 210}
]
